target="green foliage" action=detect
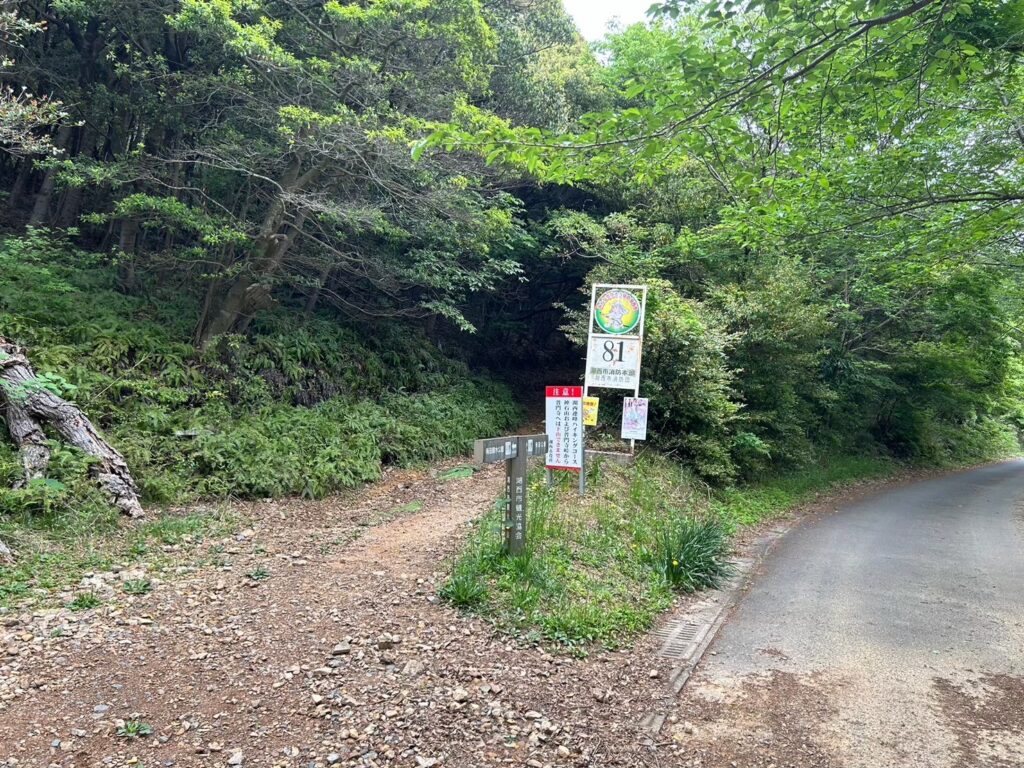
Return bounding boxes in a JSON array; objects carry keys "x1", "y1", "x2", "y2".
[
  {"x1": 653, "y1": 517, "x2": 733, "y2": 593},
  {"x1": 437, "y1": 466, "x2": 476, "y2": 481},
  {"x1": 445, "y1": 451, "x2": 913, "y2": 651},
  {"x1": 0, "y1": 232, "x2": 520, "y2": 517},
  {"x1": 246, "y1": 566, "x2": 271, "y2": 582},
  {"x1": 7, "y1": 0, "x2": 549, "y2": 338},
  {"x1": 712, "y1": 455, "x2": 895, "y2": 529},
  {"x1": 69, "y1": 592, "x2": 101, "y2": 611},
  {"x1": 116, "y1": 720, "x2": 154, "y2": 740},
  {"x1": 121, "y1": 579, "x2": 152, "y2": 596},
  {"x1": 443, "y1": 457, "x2": 719, "y2": 650},
  {"x1": 425, "y1": 0, "x2": 1024, "y2": 478},
  {"x1": 4, "y1": 0, "x2": 1024, "y2": 642},
  {"x1": 543, "y1": 197, "x2": 1022, "y2": 481},
  {"x1": 439, "y1": 568, "x2": 489, "y2": 608}
]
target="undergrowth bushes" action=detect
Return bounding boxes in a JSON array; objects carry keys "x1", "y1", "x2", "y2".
[
  {"x1": 442, "y1": 456, "x2": 733, "y2": 651},
  {"x1": 0, "y1": 231, "x2": 520, "y2": 519},
  {"x1": 442, "y1": 452, "x2": 912, "y2": 652}
]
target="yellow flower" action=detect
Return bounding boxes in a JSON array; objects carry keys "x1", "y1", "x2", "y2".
[{"x1": 671, "y1": 559, "x2": 679, "y2": 567}]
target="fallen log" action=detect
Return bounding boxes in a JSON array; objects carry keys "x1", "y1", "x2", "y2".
[{"x1": 0, "y1": 336, "x2": 143, "y2": 519}]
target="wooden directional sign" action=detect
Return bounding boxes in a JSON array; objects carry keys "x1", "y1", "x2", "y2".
[
  {"x1": 473, "y1": 434, "x2": 548, "y2": 465},
  {"x1": 472, "y1": 433, "x2": 548, "y2": 555}
]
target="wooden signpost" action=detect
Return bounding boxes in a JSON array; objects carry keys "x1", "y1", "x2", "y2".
[{"x1": 473, "y1": 433, "x2": 549, "y2": 555}]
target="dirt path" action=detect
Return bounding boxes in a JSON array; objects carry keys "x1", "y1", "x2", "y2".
[
  {"x1": 10, "y1": 457, "x2": 1014, "y2": 768},
  {"x1": 0, "y1": 461, "x2": 684, "y2": 768}
]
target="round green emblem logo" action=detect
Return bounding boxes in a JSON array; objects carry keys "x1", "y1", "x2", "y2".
[{"x1": 594, "y1": 289, "x2": 641, "y2": 335}]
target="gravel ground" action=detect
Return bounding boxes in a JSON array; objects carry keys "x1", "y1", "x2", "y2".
[{"x1": 0, "y1": 462, "x2": 687, "y2": 768}]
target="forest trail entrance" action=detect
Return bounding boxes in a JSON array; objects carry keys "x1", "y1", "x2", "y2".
[{"x1": 0, "y1": 460, "x2": 676, "y2": 767}]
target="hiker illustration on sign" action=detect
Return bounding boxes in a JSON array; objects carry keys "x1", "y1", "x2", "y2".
[{"x1": 594, "y1": 289, "x2": 642, "y2": 335}]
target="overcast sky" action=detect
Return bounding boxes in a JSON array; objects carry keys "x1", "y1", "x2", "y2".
[{"x1": 563, "y1": 0, "x2": 650, "y2": 41}]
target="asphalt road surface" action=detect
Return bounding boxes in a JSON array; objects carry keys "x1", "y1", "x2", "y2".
[{"x1": 674, "y1": 461, "x2": 1024, "y2": 768}]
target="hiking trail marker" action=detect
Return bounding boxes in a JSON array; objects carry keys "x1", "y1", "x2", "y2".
[
  {"x1": 473, "y1": 433, "x2": 549, "y2": 555},
  {"x1": 579, "y1": 284, "x2": 649, "y2": 494}
]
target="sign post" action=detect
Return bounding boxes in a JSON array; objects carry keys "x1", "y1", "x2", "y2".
[
  {"x1": 544, "y1": 386, "x2": 584, "y2": 494},
  {"x1": 473, "y1": 433, "x2": 548, "y2": 555},
  {"x1": 581, "y1": 285, "x2": 649, "y2": 489}
]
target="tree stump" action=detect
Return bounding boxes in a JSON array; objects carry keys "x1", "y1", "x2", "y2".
[{"x1": 0, "y1": 337, "x2": 143, "y2": 526}]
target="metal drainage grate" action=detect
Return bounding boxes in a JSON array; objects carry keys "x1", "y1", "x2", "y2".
[{"x1": 657, "y1": 620, "x2": 705, "y2": 660}]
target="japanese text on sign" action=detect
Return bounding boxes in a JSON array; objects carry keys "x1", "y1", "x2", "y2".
[
  {"x1": 584, "y1": 285, "x2": 647, "y2": 394},
  {"x1": 585, "y1": 336, "x2": 641, "y2": 390},
  {"x1": 506, "y1": 470, "x2": 526, "y2": 551},
  {"x1": 545, "y1": 386, "x2": 583, "y2": 471}
]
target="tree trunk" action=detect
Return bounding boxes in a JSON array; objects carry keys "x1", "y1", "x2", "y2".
[
  {"x1": 196, "y1": 157, "x2": 320, "y2": 347},
  {"x1": 0, "y1": 337, "x2": 143, "y2": 519},
  {"x1": 116, "y1": 218, "x2": 140, "y2": 292},
  {"x1": 28, "y1": 125, "x2": 73, "y2": 226},
  {"x1": 54, "y1": 126, "x2": 95, "y2": 228},
  {"x1": 8, "y1": 159, "x2": 35, "y2": 210},
  {"x1": 304, "y1": 263, "x2": 331, "y2": 319}
]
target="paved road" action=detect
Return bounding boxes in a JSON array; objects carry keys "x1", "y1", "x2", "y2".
[{"x1": 674, "y1": 461, "x2": 1024, "y2": 768}]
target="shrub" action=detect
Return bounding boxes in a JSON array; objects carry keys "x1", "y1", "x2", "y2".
[
  {"x1": 655, "y1": 517, "x2": 733, "y2": 592},
  {"x1": 440, "y1": 569, "x2": 489, "y2": 608}
]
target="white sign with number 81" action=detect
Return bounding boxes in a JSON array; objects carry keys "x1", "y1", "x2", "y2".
[{"x1": 585, "y1": 335, "x2": 641, "y2": 390}]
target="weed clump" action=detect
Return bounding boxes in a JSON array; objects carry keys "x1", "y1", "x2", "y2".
[
  {"x1": 655, "y1": 517, "x2": 733, "y2": 592},
  {"x1": 116, "y1": 720, "x2": 154, "y2": 739},
  {"x1": 439, "y1": 569, "x2": 488, "y2": 608},
  {"x1": 69, "y1": 592, "x2": 102, "y2": 611},
  {"x1": 122, "y1": 579, "x2": 152, "y2": 596}
]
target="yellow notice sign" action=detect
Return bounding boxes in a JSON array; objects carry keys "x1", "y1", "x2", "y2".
[{"x1": 582, "y1": 397, "x2": 600, "y2": 426}]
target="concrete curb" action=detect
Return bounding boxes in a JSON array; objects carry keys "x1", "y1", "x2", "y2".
[{"x1": 640, "y1": 526, "x2": 789, "y2": 737}]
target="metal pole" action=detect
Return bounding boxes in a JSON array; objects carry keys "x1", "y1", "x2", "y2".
[
  {"x1": 578, "y1": 429, "x2": 586, "y2": 495},
  {"x1": 580, "y1": 283, "x2": 597, "y2": 496},
  {"x1": 630, "y1": 286, "x2": 649, "y2": 458},
  {"x1": 580, "y1": 410, "x2": 590, "y2": 496}
]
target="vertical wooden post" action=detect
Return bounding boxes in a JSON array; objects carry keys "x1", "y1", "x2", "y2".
[
  {"x1": 475, "y1": 434, "x2": 547, "y2": 557},
  {"x1": 630, "y1": 286, "x2": 649, "y2": 457},
  {"x1": 505, "y1": 437, "x2": 528, "y2": 555}
]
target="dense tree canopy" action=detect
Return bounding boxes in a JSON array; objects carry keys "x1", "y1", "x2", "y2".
[
  {"x1": 2, "y1": 0, "x2": 1023, "y2": 515},
  {"x1": 427, "y1": 0, "x2": 1024, "y2": 473}
]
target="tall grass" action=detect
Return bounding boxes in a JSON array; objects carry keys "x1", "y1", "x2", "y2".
[
  {"x1": 442, "y1": 456, "x2": 731, "y2": 651},
  {"x1": 711, "y1": 455, "x2": 895, "y2": 528},
  {"x1": 442, "y1": 453, "x2": 903, "y2": 652}
]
